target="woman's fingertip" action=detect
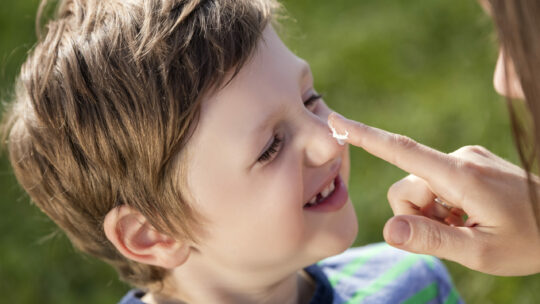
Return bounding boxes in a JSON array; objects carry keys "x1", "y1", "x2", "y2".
[
  {"x1": 329, "y1": 112, "x2": 346, "y2": 124},
  {"x1": 385, "y1": 218, "x2": 411, "y2": 245},
  {"x1": 328, "y1": 112, "x2": 350, "y2": 132}
]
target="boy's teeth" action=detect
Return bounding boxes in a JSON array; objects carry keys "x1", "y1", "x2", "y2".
[
  {"x1": 306, "y1": 179, "x2": 337, "y2": 207},
  {"x1": 320, "y1": 180, "x2": 335, "y2": 199},
  {"x1": 321, "y1": 187, "x2": 330, "y2": 198},
  {"x1": 329, "y1": 182, "x2": 335, "y2": 193}
]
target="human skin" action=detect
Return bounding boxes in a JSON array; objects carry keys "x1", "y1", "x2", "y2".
[
  {"x1": 326, "y1": 7, "x2": 540, "y2": 275},
  {"x1": 105, "y1": 25, "x2": 358, "y2": 304},
  {"x1": 330, "y1": 111, "x2": 540, "y2": 276}
]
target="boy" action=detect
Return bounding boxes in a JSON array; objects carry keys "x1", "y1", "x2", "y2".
[{"x1": 3, "y1": 0, "x2": 461, "y2": 303}]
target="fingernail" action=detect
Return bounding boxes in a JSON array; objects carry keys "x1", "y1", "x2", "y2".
[
  {"x1": 329, "y1": 112, "x2": 346, "y2": 125},
  {"x1": 328, "y1": 112, "x2": 350, "y2": 145},
  {"x1": 389, "y1": 219, "x2": 410, "y2": 245}
]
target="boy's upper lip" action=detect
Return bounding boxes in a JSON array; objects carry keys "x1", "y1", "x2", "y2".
[{"x1": 304, "y1": 159, "x2": 342, "y2": 206}]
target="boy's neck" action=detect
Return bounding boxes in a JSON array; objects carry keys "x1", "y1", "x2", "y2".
[{"x1": 143, "y1": 269, "x2": 316, "y2": 304}]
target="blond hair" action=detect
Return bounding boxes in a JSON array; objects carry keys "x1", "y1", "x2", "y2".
[{"x1": 2, "y1": 0, "x2": 278, "y2": 287}]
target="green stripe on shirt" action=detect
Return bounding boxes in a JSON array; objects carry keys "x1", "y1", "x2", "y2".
[
  {"x1": 444, "y1": 287, "x2": 460, "y2": 304},
  {"x1": 345, "y1": 254, "x2": 421, "y2": 304},
  {"x1": 326, "y1": 244, "x2": 388, "y2": 287},
  {"x1": 402, "y1": 282, "x2": 438, "y2": 304},
  {"x1": 419, "y1": 255, "x2": 436, "y2": 270}
]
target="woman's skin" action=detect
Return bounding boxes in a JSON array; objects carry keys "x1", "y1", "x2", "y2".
[{"x1": 326, "y1": 48, "x2": 540, "y2": 275}]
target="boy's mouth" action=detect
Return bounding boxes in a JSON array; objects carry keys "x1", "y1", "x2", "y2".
[
  {"x1": 303, "y1": 174, "x2": 348, "y2": 212},
  {"x1": 305, "y1": 177, "x2": 336, "y2": 207}
]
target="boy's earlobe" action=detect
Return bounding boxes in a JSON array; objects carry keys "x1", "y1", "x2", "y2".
[{"x1": 103, "y1": 205, "x2": 190, "y2": 269}]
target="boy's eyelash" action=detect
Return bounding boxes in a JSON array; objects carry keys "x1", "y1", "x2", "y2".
[
  {"x1": 304, "y1": 93, "x2": 323, "y2": 108},
  {"x1": 257, "y1": 135, "x2": 282, "y2": 163}
]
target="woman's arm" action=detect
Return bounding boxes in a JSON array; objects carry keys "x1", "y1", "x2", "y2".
[{"x1": 328, "y1": 112, "x2": 540, "y2": 276}]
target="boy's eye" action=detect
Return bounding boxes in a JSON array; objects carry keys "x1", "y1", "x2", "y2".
[
  {"x1": 257, "y1": 135, "x2": 283, "y2": 163},
  {"x1": 256, "y1": 94, "x2": 321, "y2": 164},
  {"x1": 304, "y1": 93, "x2": 323, "y2": 110}
]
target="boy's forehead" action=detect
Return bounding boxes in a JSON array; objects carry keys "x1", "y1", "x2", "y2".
[{"x1": 202, "y1": 26, "x2": 306, "y2": 116}]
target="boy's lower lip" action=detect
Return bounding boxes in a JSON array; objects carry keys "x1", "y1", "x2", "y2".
[{"x1": 303, "y1": 175, "x2": 348, "y2": 213}]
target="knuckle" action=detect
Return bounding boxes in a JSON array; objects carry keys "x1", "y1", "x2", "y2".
[
  {"x1": 387, "y1": 180, "x2": 404, "y2": 202},
  {"x1": 457, "y1": 159, "x2": 485, "y2": 180},
  {"x1": 452, "y1": 145, "x2": 474, "y2": 156},
  {"x1": 451, "y1": 146, "x2": 468, "y2": 156},
  {"x1": 390, "y1": 134, "x2": 418, "y2": 166},
  {"x1": 470, "y1": 145, "x2": 489, "y2": 155},
  {"x1": 452, "y1": 145, "x2": 489, "y2": 157},
  {"x1": 392, "y1": 134, "x2": 418, "y2": 150},
  {"x1": 467, "y1": 145, "x2": 491, "y2": 158},
  {"x1": 420, "y1": 225, "x2": 443, "y2": 253}
]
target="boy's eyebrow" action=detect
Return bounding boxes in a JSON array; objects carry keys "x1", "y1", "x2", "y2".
[
  {"x1": 299, "y1": 62, "x2": 313, "y2": 87},
  {"x1": 250, "y1": 62, "x2": 312, "y2": 138}
]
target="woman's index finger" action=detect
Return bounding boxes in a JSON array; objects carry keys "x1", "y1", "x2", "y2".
[{"x1": 328, "y1": 112, "x2": 458, "y2": 186}]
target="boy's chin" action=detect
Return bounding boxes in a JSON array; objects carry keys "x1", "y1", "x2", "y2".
[
  {"x1": 328, "y1": 200, "x2": 358, "y2": 253},
  {"x1": 308, "y1": 200, "x2": 358, "y2": 263}
]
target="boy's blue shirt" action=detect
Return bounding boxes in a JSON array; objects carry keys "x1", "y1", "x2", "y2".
[{"x1": 119, "y1": 242, "x2": 463, "y2": 304}]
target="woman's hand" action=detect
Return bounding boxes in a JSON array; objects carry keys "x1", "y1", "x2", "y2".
[{"x1": 328, "y1": 112, "x2": 540, "y2": 276}]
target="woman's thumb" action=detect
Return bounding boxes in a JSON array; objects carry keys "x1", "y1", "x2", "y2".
[{"x1": 383, "y1": 215, "x2": 474, "y2": 262}]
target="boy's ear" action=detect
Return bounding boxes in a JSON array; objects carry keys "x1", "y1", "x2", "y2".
[{"x1": 103, "y1": 205, "x2": 190, "y2": 269}]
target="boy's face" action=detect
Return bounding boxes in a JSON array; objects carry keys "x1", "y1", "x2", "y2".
[{"x1": 185, "y1": 25, "x2": 358, "y2": 284}]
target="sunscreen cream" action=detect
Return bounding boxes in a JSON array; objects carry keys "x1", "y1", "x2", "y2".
[{"x1": 329, "y1": 124, "x2": 349, "y2": 145}]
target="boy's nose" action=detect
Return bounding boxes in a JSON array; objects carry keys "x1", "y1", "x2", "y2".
[{"x1": 302, "y1": 114, "x2": 346, "y2": 167}]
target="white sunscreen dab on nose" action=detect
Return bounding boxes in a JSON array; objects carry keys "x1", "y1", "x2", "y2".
[{"x1": 329, "y1": 124, "x2": 349, "y2": 145}]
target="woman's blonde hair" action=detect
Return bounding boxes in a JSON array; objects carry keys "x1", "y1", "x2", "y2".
[{"x1": 2, "y1": 0, "x2": 278, "y2": 287}]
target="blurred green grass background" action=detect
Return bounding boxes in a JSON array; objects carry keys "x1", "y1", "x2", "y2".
[{"x1": 1, "y1": 0, "x2": 539, "y2": 303}]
